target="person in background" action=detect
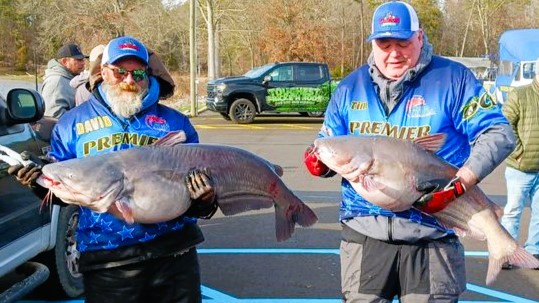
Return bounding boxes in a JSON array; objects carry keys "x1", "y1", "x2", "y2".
[
  {"x1": 500, "y1": 57, "x2": 539, "y2": 270},
  {"x1": 9, "y1": 36, "x2": 216, "y2": 303},
  {"x1": 304, "y1": 1, "x2": 515, "y2": 302},
  {"x1": 42, "y1": 43, "x2": 87, "y2": 118},
  {"x1": 70, "y1": 44, "x2": 105, "y2": 106}
]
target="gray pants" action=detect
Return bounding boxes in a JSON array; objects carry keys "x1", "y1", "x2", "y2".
[{"x1": 340, "y1": 226, "x2": 466, "y2": 303}]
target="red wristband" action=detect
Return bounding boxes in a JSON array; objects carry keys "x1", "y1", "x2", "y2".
[
  {"x1": 416, "y1": 178, "x2": 466, "y2": 214},
  {"x1": 416, "y1": 190, "x2": 457, "y2": 213}
]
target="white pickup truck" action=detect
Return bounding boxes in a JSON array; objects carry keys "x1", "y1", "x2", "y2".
[{"x1": 0, "y1": 89, "x2": 83, "y2": 302}]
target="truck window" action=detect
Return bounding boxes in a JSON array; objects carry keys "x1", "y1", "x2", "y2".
[
  {"x1": 522, "y1": 62, "x2": 535, "y2": 79},
  {"x1": 296, "y1": 65, "x2": 324, "y2": 82},
  {"x1": 244, "y1": 64, "x2": 274, "y2": 78},
  {"x1": 269, "y1": 66, "x2": 293, "y2": 81}
]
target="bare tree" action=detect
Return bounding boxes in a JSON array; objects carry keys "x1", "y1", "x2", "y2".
[{"x1": 3, "y1": 0, "x2": 539, "y2": 77}]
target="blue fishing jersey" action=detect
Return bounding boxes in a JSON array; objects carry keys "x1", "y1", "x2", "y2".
[
  {"x1": 320, "y1": 55, "x2": 508, "y2": 232},
  {"x1": 49, "y1": 92, "x2": 199, "y2": 252}
]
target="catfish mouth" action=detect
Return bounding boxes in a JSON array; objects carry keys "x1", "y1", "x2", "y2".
[
  {"x1": 38, "y1": 175, "x2": 60, "y2": 187},
  {"x1": 37, "y1": 173, "x2": 122, "y2": 212},
  {"x1": 314, "y1": 144, "x2": 351, "y2": 167}
]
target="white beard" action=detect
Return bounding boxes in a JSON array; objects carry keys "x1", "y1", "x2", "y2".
[{"x1": 102, "y1": 82, "x2": 146, "y2": 119}]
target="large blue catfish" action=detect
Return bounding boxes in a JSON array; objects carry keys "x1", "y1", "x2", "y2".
[
  {"x1": 313, "y1": 133, "x2": 539, "y2": 285},
  {"x1": 37, "y1": 131, "x2": 317, "y2": 241}
]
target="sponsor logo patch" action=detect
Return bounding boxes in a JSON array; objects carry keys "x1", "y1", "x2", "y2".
[
  {"x1": 145, "y1": 115, "x2": 170, "y2": 132},
  {"x1": 462, "y1": 93, "x2": 495, "y2": 120},
  {"x1": 405, "y1": 96, "x2": 435, "y2": 118}
]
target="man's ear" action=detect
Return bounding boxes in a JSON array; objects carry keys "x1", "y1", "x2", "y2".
[
  {"x1": 101, "y1": 66, "x2": 109, "y2": 81},
  {"x1": 417, "y1": 29, "x2": 424, "y2": 46},
  {"x1": 59, "y1": 57, "x2": 69, "y2": 66}
]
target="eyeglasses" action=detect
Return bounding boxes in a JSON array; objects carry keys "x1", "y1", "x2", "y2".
[{"x1": 105, "y1": 65, "x2": 148, "y2": 82}]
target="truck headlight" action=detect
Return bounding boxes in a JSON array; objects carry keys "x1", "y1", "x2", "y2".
[{"x1": 216, "y1": 83, "x2": 226, "y2": 92}]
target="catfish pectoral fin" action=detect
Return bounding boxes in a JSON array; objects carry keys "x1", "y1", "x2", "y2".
[{"x1": 111, "y1": 199, "x2": 135, "y2": 224}]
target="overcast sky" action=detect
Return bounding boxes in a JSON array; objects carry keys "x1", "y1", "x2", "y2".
[{"x1": 162, "y1": 0, "x2": 187, "y2": 7}]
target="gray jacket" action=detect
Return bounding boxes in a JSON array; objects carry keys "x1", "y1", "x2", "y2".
[{"x1": 42, "y1": 59, "x2": 77, "y2": 118}]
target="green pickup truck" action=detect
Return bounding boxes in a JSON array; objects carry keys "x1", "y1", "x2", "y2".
[{"x1": 206, "y1": 62, "x2": 339, "y2": 123}]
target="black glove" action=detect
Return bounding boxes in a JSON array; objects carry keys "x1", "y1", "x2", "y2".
[
  {"x1": 184, "y1": 168, "x2": 218, "y2": 219},
  {"x1": 7, "y1": 151, "x2": 52, "y2": 186}
]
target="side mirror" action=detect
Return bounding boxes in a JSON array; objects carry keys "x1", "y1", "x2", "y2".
[
  {"x1": 263, "y1": 75, "x2": 272, "y2": 84},
  {"x1": 5, "y1": 88, "x2": 44, "y2": 124}
]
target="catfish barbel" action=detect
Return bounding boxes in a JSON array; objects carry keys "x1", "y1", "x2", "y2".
[{"x1": 37, "y1": 131, "x2": 317, "y2": 241}]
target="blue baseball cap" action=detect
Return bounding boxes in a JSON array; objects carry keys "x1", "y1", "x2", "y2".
[
  {"x1": 101, "y1": 36, "x2": 149, "y2": 66},
  {"x1": 367, "y1": 1, "x2": 420, "y2": 42}
]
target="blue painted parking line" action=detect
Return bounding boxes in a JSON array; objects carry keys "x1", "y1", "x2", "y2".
[
  {"x1": 198, "y1": 248, "x2": 536, "y2": 303},
  {"x1": 199, "y1": 248, "x2": 340, "y2": 255},
  {"x1": 19, "y1": 249, "x2": 537, "y2": 303},
  {"x1": 18, "y1": 284, "x2": 539, "y2": 303},
  {"x1": 201, "y1": 283, "x2": 536, "y2": 303},
  {"x1": 198, "y1": 248, "x2": 490, "y2": 257},
  {"x1": 466, "y1": 284, "x2": 539, "y2": 303}
]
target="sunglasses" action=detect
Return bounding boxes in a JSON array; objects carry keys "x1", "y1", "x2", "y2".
[{"x1": 105, "y1": 65, "x2": 148, "y2": 82}]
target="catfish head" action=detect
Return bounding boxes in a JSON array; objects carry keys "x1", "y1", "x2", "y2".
[
  {"x1": 37, "y1": 154, "x2": 125, "y2": 213},
  {"x1": 313, "y1": 135, "x2": 375, "y2": 182}
]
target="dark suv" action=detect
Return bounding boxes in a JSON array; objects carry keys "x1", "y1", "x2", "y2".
[{"x1": 0, "y1": 88, "x2": 83, "y2": 301}]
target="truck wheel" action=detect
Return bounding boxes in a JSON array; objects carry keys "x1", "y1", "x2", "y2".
[
  {"x1": 54, "y1": 205, "x2": 84, "y2": 297},
  {"x1": 229, "y1": 98, "x2": 256, "y2": 124},
  {"x1": 299, "y1": 111, "x2": 324, "y2": 117},
  {"x1": 307, "y1": 111, "x2": 325, "y2": 117},
  {"x1": 33, "y1": 205, "x2": 84, "y2": 299}
]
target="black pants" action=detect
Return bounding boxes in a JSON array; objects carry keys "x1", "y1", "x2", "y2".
[{"x1": 83, "y1": 248, "x2": 201, "y2": 303}]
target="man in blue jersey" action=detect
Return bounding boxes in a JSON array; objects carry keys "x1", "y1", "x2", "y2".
[
  {"x1": 10, "y1": 36, "x2": 216, "y2": 303},
  {"x1": 304, "y1": 1, "x2": 515, "y2": 302}
]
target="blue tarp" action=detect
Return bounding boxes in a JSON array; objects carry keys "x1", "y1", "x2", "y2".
[
  {"x1": 499, "y1": 29, "x2": 539, "y2": 62},
  {"x1": 494, "y1": 29, "x2": 539, "y2": 102}
]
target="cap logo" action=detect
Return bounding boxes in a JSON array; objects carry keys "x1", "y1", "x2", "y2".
[
  {"x1": 119, "y1": 42, "x2": 140, "y2": 51},
  {"x1": 379, "y1": 12, "x2": 400, "y2": 27}
]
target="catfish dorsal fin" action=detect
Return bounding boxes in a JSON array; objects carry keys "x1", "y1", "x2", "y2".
[
  {"x1": 153, "y1": 131, "x2": 187, "y2": 146},
  {"x1": 413, "y1": 133, "x2": 446, "y2": 153}
]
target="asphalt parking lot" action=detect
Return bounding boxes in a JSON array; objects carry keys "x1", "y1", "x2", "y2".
[{"x1": 17, "y1": 111, "x2": 539, "y2": 302}]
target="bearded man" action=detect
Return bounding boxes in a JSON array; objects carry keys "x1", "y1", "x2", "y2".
[{"x1": 9, "y1": 36, "x2": 216, "y2": 303}]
